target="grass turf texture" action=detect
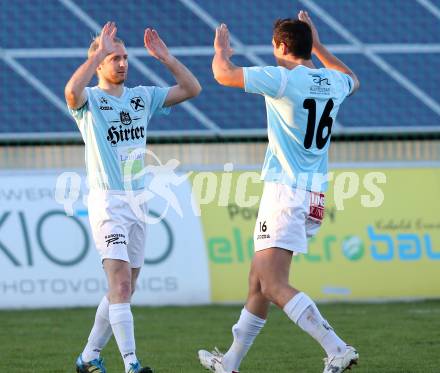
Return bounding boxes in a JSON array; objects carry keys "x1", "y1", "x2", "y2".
[{"x1": 0, "y1": 301, "x2": 439, "y2": 372}]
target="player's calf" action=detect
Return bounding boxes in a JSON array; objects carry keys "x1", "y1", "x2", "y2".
[{"x1": 284, "y1": 292, "x2": 348, "y2": 357}]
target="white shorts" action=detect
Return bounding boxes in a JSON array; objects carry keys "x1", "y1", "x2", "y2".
[
  {"x1": 253, "y1": 182, "x2": 324, "y2": 254},
  {"x1": 88, "y1": 189, "x2": 148, "y2": 268}
]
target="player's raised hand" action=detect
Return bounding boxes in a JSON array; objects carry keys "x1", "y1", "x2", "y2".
[
  {"x1": 214, "y1": 24, "x2": 234, "y2": 57},
  {"x1": 298, "y1": 10, "x2": 321, "y2": 50},
  {"x1": 144, "y1": 28, "x2": 171, "y2": 63},
  {"x1": 97, "y1": 21, "x2": 118, "y2": 56}
]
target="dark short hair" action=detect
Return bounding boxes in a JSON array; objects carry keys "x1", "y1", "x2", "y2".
[{"x1": 273, "y1": 19, "x2": 312, "y2": 59}]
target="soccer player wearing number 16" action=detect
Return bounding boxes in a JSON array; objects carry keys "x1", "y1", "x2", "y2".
[{"x1": 198, "y1": 10, "x2": 360, "y2": 373}]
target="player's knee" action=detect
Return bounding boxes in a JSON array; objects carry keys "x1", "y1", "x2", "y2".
[
  {"x1": 114, "y1": 280, "x2": 132, "y2": 300},
  {"x1": 260, "y1": 280, "x2": 278, "y2": 302},
  {"x1": 248, "y1": 273, "x2": 260, "y2": 293}
]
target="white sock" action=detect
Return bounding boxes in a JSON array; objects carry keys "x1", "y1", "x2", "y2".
[
  {"x1": 222, "y1": 307, "x2": 266, "y2": 372},
  {"x1": 283, "y1": 292, "x2": 346, "y2": 357},
  {"x1": 109, "y1": 303, "x2": 138, "y2": 372},
  {"x1": 82, "y1": 296, "x2": 113, "y2": 362}
]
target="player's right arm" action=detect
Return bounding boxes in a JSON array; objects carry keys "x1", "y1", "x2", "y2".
[
  {"x1": 65, "y1": 22, "x2": 117, "y2": 109},
  {"x1": 299, "y1": 10, "x2": 360, "y2": 95},
  {"x1": 212, "y1": 24, "x2": 285, "y2": 98},
  {"x1": 212, "y1": 24, "x2": 244, "y2": 88}
]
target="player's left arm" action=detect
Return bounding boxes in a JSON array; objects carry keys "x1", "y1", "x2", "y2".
[
  {"x1": 212, "y1": 24, "x2": 244, "y2": 88},
  {"x1": 144, "y1": 28, "x2": 202, "y2": 107},
  {"x1": 299, "y1": 11, "x2": 360, "y2": 95}
]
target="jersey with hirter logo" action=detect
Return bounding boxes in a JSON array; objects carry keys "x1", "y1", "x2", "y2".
[{"x1": 69, "y1": 85, "x2": 170, "y2": 191}]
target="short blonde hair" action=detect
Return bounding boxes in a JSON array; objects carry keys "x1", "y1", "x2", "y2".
[{"x1": 88, "y1": 35, "x2": 125, "y2": 58}]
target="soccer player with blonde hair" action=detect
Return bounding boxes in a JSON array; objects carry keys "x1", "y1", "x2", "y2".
[{"x1": 66, "y1": 22, "x2": 201, "y2": 373}]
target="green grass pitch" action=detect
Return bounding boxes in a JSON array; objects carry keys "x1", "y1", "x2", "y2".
[{"x1": 1, "y1": 301, "x2": 439, "y2": 372}]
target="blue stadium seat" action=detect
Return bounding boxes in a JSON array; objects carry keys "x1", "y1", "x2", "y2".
[{"x1": 0, "y1": 0, "x2": 439, "y2": 136}]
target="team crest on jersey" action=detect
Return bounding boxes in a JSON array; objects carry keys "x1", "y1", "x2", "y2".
[
  {"x1": 120, "y1": 111, "x2": 132, "y2": 125},
  {"x1": 130, "y1": 96, "x2": 145, "y2": 111},
  {"x1": 309, "y1": 74, "x2": 331, "y2": 95},
  {"x1": 311, "y1": 74, "x2": 331, "y2": 86}
]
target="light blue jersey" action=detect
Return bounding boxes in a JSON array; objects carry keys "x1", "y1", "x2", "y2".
[
  {"x1": 69, "y1": 85, "x2": 170, "y2": 190},
  {"x1": 244, "y1": 65, "x2": 353, "y2": 192}
]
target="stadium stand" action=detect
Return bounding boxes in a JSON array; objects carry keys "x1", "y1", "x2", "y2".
[{"x1": 0, "y1": 0, "x2": 439, "y2": 139}]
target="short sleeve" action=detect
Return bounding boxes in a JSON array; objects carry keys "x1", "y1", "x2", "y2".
[
  {"x1": 340, "y1": 73, "x2": 354, "y2": 97},
  {"x1": 243, "y1": 66, "x2": 288, "y2": 98},
  {"x1": 68, "y1": 88, "x2": 90, "y2": 120},
  {"x1": 143, "y1": 86, "x2": 171, "y2": 118}
]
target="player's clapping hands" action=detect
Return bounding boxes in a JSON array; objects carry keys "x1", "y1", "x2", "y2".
[
  {"x1": 214, "y1": 23, "x2": 234, "y2": 57},
  {"x1": 97, "y1": 21, "x2": 119, "y2": 56},
  {"x1": 144, "y1": 28, "x2": 171, "y2": 63}
]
